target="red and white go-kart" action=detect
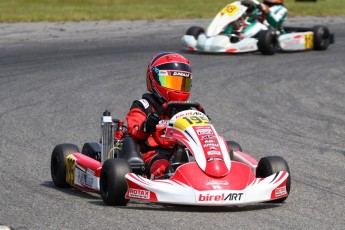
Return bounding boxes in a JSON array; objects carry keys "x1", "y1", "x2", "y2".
[{"x1": 51, "y1": 101, "x2": 291, "y2": 206}]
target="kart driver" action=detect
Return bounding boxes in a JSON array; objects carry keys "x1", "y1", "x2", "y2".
[
  {"x1": 126, "y1": 52, "x2": 200, "y2": 178},
  {"x1": 257, "y1": 0, "x2": 288, "y2": 30},
  {"x1": 225, "y1": 0, "x2": 288, "y2": 41},
  {"x1": 250, "y1": 0, "x2": 288, "y2": 29}
]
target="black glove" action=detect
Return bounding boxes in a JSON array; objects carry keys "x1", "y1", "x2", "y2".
[{"x1": 142, "y1": 112, "x2": 160, "y2": 133}]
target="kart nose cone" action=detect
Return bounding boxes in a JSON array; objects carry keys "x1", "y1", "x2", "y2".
[{"x1": 205, "y1": 160, "x2": 230, "y2": 177}]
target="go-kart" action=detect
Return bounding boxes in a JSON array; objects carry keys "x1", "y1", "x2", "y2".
[
  {"x1": 181, "y1": 0, "x2": 334, "y2": 55},
  {"x1": 51, "y1": 101, "x2": 291, "y2": 206}
]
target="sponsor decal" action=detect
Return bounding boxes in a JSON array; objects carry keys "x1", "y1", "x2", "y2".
[
  {"x1": 201, "y1": 135, "x2": 217, "y2": 139},
  {"x1": 158, "y1": 120, "x2": 169, "y2": 125},
  {"x1": 158, "y1": 70, "x2": 168, "y2": 75},
  {"x1": 85, "y1": 168, "x2": 95, "y2": 187},
  {"x1": 204, "y1": 139, "x2": 216, "y2": 143},
  {"x1": 85, "y1": 175, "x2": 94, "y2": 187},
  {"x1": 198, "y1": 193, "x2": 243, "y2": 202},
  {"x1": 76, "y1": 168, "x2": 95, "y2": 187},
  {"x1": 207, "y1": 151, "x2": 221, "y2": 155},
  {"x1": 206, "y1": 180, "x2": 229, "y2": 186},
  {"x1": 192, "y1": 111, "x2": 204, "y2": 116},
  {"x1": 128, "y1": 188, "x2": 150, "y2": 199},
  {"x1": 86, "y1": 168, "x2": 95, "y2": 176},
  {"x1": 77, "y1": 170, "x2": 86, "y2": 186},
  {"x1": 196, "y1": 129, "x2": 213, "y2": 135},
  {"x1": 174, "y1": 111, "x2": 194, "y2": 119},
  {"x1": 285, "y1": 40, "x2": 300, "y2": 47},
  {"x1": 224, "y1": 193, "x2": 243, "y2": 201},
  {"x1": 275, "y1": 186, "x2": 287, "y2": 197},
  {"x1": 139, "y1": 99, "x2": 150, "y2": 109},
  {"x1": 207, "y1": 157, "x2": 224, "y2": 162},
  {"x1": 203, "y1": 143, "x2": 219, "y2": 147},
  {"x1": 172, "y1": 71, "x2": 190, "y2": 77}
]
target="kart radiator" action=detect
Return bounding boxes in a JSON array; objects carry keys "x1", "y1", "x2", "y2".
[{"x1": 101, "y1": 110, "x2": 115, "y2": 163}]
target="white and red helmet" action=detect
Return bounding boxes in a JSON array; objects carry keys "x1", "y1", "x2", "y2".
[{"x1": 147, "y1": 52, "x2": 192, "y2": 102}]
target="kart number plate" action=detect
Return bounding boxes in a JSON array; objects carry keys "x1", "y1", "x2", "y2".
[
  {"x1": 174, "y1": 115, "x2": 209, "y2": 130},
  {"x1": 220, "y1": 4, "x2": 240, "y2": 16},
  {"x1": 304, "y1": 33, "x2": 313, "y2": 49}
]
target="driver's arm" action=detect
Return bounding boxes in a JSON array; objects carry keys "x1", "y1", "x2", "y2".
[{"x1": 126, "y1": 108, "x2": 150, "y2": 141}]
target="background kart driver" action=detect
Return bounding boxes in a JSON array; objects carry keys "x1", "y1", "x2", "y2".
[
  {"x1": 225, "y1": 0, "x2": 288, "y2": 39},
  {"x1": 245, "y1": 0, "x2": 288, "y2": 29},
  {"x1": 126, "y1": 52, "x2": 203, "y2": 178}
]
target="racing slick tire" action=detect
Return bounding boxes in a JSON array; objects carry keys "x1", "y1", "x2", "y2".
[
  {"x1": 51, "y1": 143, "x2": 79, "y2": 188},
  {"x1": 256, "y1": 156, "x2": 291, "y2": 203},
  {"x1": 100, "y1": 158, "x2": 131, "y2": 206},
  {"x1": 81, "y1": 142, "x2": 101, "y2": 162},
  {"x1": 226, "y1": 141, "x2": 242, "y2": 160},
  {"x1": 312, "y1": 25, "x2": 331, "y2": 50},
  {"x1": 186, "y1": 26, "x2": 205, "y2": 39},
  {"x1": 258, "y1": 30, "x2": 277, "y2": 55}
]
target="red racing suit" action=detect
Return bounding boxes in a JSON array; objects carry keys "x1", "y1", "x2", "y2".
[{"x1": 126, "y1": 93, "x2": 173, "y2": 176}]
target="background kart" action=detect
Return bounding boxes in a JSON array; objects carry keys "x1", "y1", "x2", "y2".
[
  {"x1": 51, "y1": 102, "x2": 291, "y2": 206},
  {"x1": 181, "y1": 0, "x2": 334, "y2": 55}
]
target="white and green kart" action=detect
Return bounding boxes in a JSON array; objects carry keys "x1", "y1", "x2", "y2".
[{"x1": 181, "y1": 0, "x2": 334, "y2": 55}]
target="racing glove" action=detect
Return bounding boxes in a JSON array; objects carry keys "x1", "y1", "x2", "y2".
[{"x1": 142, "y1": 112, "x2": 160, "y2": 133}]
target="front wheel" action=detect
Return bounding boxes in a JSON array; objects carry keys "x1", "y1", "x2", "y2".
[
  {"x1": 258, "y1": 30, "x2": 278, "y2": 55},
  {"x1": 256, "y1": 156, "x2": 291, "y2": 203},
  {"x1": 51, "y1": 143, "x2": 79, "y2": 188},
  {"x1": 186, "y1": 26, "x2": 205, "y2": 40},
  {"x1": 226, "y1": 141, "x2": 242, "y2": 160},
  {"x1": 100, "y1": 158, "x2": 131, "y2": 206}
]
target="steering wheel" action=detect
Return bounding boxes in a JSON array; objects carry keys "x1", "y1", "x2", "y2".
[
  {"x1": 155, "y1": 101, "x2": 205, "y2": 116},
  {"x1": 152, "y1": 101, "x2": 205, "y2": 147}
]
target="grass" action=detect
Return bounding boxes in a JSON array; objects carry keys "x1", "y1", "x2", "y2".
[{"x1": 0, "y1": 0, "x2": 344, "y2": 22}]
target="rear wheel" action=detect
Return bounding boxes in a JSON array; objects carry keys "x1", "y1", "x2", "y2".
[
  {"x1": 256, "y1": 156, "x2": 291, "y2": 203},
  {"x1": 226, "y1": 141, "x2": 242, "y2": 160},
  {"x1": 186, "y1": 26, "x2": 205, "y2": 39},
  {"x1": 51, "y1": 143, "x2": 79, "y2": 188},
  {"x1": 100, "y1": 158, "x2": 131, "y2": 206},
  {"x1": 313, "y1": 25, "x2": 331, "y2": 50},
  {"x1": 258, "y1": 30, "x2": 277, "y2": 55}
]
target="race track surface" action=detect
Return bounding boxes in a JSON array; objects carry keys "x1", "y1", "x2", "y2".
[{"x1": 1, "y1": 17, "x2": 345, "y2": 229}]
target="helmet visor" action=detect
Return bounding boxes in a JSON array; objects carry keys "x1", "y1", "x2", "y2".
[{"x1": 154, "y1": 70, "x2": 192, "y2": 92}]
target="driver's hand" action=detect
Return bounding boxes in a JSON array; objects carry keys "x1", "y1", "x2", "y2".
[
  {"x1": 258, "y1": 3, "x2": 270, "y2": 14},
  {"x1": 143, "y1": 113, "x2": 160, "y2": 133}
]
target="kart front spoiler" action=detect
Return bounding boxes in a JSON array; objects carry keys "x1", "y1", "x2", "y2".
[
  {"x1": 125, "y1": 163, "x2": 289, "y2": 206},
  {"x1": 181, "y1": 34, "x2": 258, "y2": 53}
]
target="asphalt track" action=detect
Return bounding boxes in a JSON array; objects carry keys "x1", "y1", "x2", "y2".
[{"x1": 0, "y1": 17, "x2": 345, "y2": 229}]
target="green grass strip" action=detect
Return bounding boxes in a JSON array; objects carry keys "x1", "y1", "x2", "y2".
[{"x1": 0, "y1": 0, "x2": 344, "y2": 22}]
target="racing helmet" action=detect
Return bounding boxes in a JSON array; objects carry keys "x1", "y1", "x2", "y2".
[
  {"x1": 147, "y1": 52, "x2": 192, "y2": 102},
  {"x1": 264, "y1": 0, "x2": 284, "y2": 4}
]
